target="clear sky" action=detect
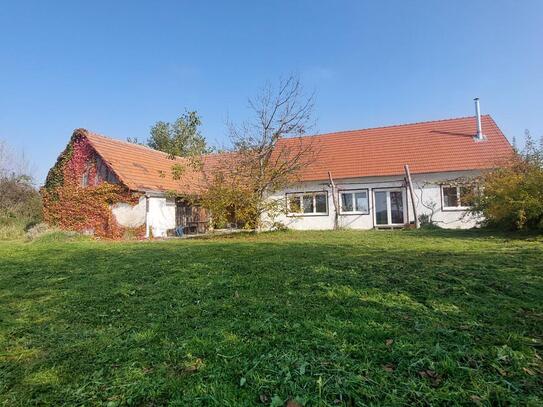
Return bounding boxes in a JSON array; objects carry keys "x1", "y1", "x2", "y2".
[{"x1": 1, "y1": 0, "x2": 542, "y2": 184}]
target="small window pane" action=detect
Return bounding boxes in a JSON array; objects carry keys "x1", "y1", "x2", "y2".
[
  {"x1": 341, "y1": 193, "x2": 353, "y2": 212},
  {"x1": 315, "y1": 193, "x2": 327, "y2": 213},
  {"x1": 303, "y1": 195, "x2": 314, "y2": 213},
  {"x1": 375, "y1": 191, "x2": 388, "y2": 225},
  {"x1": 354, "y1": 191, "x2": 368, "y2": 213},
  {"x1": 288, "y1": 195, "x2": 301, "y2": 213},
  {"x1": 443, "y1": 186, "x2": 459, "y2": 207},
  {"x1": 390, "y1": 191, "x2": 404, "y2": 224},
  {"x1": 81, "y1": 172, "x2": 89, "y2": 187}
]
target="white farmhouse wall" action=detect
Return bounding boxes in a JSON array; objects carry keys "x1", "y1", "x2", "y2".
[
  {"x1": 111, "y1": 196, "x2": 146, "y2": 228},
  {"x1": 147, "y1": 196, "x2": 176, "y2": 237},
  {"x1": 266, "y1": 170, "x2": 481, "y2": 230},
  {"x1": 411, "y1": 171, "x2": 481, "y2": 228}
]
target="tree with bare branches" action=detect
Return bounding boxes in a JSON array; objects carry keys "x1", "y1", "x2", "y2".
[
  {"x1": 0, "y1": 140, "x2": 42, "y2": 237},
  {"x1": 198, "y1": 76, "x2": 317, "y2": 229}
]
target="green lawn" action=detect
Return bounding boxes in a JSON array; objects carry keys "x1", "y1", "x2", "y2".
[{"x1": 1, "y1": 230, "x2": 542, "y2": 406}]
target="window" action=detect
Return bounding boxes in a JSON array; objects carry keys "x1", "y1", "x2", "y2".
[
  {"x1": 81, "y1": 171, "x2": 89, "y2": 187},
  {"x1": 315, "y1": 193, "x2": 327, "y2": 213},
  {"x1": 288, "y1": 195, "x2": 301, "y2": 213},
  {"x1": 442, "y1": 185, "x2": 475, "y2": 209},
  {"x1": 287, "y1": 192, "x2": 327, "y2": 215},
  {"x1": 303, "y1": 194, "x2": 314, "y2": 213},
  {"x1": 339, "y1": 189, "x2": 369, "y2": 214}
]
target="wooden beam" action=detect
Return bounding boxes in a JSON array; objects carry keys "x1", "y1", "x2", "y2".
[
  {"x1": 404, "y1": 164, "x2": 420, "y2": 229},
  {"x1": 328, "y1": 171, "x2": 339, "y2": 230}
]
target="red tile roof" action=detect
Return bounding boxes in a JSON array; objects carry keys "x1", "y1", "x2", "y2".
[
  {"x1": 83, "y1": 130, "x2": 212, "y2": 193},
  {"x1": 278, "y1": 115, "x2": 514, "y2": 181},
  {"x1": 79, "y1": 115, "x2": 513, "y2": 193}
]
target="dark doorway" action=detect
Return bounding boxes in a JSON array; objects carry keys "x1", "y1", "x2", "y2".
[{"x1": 175, "y1": 199, "x2": 209, "y2": 234}]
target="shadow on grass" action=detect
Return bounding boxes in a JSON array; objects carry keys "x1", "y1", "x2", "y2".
[{"x1": 403, "y1": 226, "x2": 543, "y2": 241}]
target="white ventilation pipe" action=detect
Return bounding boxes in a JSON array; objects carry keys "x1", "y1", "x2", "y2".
[{"x1": 474, "y1": 98, "x2": 484, "y2": 140}]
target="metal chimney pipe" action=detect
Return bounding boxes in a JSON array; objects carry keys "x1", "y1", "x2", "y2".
[{"x1": 474, "y1": 98, "x2": 484, "y2": 140}]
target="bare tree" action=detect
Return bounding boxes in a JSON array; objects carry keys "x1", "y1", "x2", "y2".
[
  {"x1": 198, "y1": 75, "x2": 317, "y2": 229},
  {"x1": 0, "y1": 139, "x2": 42, "y2": 233},
  {"x1": 0, "y1": 139, "x2": 33, "y2": 181}
]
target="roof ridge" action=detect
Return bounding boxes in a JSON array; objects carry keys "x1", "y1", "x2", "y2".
[
  {"x1": 83, "y1": 129, "x2": 179, "y2": 158},
  {"x1": 83, "y1": 128, "x2": 232, "y2": 161},
  {"x1": 302, "y1": 115, "x2": 490, "y2": 139}
]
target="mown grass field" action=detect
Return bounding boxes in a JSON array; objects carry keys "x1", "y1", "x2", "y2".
[{"x1": 1, "y1": 230, "x2": 542, "y2": 406}]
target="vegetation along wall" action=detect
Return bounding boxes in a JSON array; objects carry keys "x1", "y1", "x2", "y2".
[{"x1": 42, "y1": 129, "x2": 146, "y2": 239}]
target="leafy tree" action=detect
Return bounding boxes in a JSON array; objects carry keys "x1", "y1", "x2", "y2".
[
  {"x1": 142, "y1": 111, "x2": 209, "y2": 157},
  {"x1": 470, "y1": 131, "x2": 543, "y2": 230}
]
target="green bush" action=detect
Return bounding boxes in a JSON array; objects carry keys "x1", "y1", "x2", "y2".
[
  {"x1": 0, "y1": 175, "x2": 42, "y2": 239},
  {"x1": 470, "y1": 135, "x2": 543, "y2": 230}
]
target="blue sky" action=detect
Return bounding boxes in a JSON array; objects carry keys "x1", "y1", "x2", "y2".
[{"x1": 1, "y1": 0, "x2": 542, "y2": 184}]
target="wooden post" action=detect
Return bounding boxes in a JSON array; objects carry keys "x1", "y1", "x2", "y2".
[
  {"x1": 404, "y1": 164, "x2": 420, "y2": 229},
  {"x1": 328, "y1": 171, "x2": 339, "y2": 230}
]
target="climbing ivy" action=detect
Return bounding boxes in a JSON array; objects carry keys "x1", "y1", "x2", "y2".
[
  {"x1": 44, "y1": 134, "x2": 76, "y2": 191},
  {"x1": 42, "y1": 130, "x2": 145, "y2": 239}
]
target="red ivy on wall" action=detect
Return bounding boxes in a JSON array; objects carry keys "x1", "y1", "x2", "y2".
[
  {"x1": 42, "y1": 133, "x2": 145, "y2": 239},
  {"x1": 63, "y1": 136, "x2": 98, "y2": 186}
]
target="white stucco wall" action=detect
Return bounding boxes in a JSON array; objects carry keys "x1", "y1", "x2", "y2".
[
  {"x1": 265, "y1": 170, "x2": 482, "y2": 230},
  {"x1": 111, "y1": 196, "x2": 147, "y2": 228},
  {"x1": 146, "y1": 196, "x2": 176, "y2": 237}
]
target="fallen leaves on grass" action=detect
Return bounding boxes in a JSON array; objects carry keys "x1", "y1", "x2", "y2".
[
  {"x1": 470, "y1": 395, "x2": 483, "y2": 405},
  {"x1": 383, "y1": 363, "x2": 396, "y2": 372},
  {"x1": 418, "y1": 369, "x2": 442, "y2": 387}
]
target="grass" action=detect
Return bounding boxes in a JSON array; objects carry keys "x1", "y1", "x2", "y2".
[
  {"x1": 0, "y1": 229, "x2": 542, "y2": 406},
  {"x1": 0, "y1": 219, "x2": 26, "y2": 241}
]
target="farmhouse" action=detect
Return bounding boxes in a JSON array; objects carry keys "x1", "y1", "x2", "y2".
[{"x1": 44, "y1": 111, "x2": 513, "y2": 238}]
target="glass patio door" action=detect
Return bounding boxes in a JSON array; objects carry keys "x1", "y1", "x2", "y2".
[{"x1": 374, "y1": 190, "x2": 405, "y2": 226}]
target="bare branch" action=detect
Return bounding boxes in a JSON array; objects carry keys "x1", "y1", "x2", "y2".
[{"x1": 199, "y1": 75, "x2": 317, "y2": 229}]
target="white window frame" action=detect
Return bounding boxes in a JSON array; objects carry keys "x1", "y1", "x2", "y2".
[
  {"x1": 338, "y1": 189, "x2": 370, "y2": 215},
  {"x1": 372, "y1": 188, "x2": 407, "y2": 226},
  {"x1": 286, "y1": 191, "x2": 328, "y2": 216},
  {"x1": 441, "y1": 185, "x2": 473, "y2": 211}
]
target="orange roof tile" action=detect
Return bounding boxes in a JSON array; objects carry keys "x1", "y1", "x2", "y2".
[
  {"x1": 83, "y1": 130, "x2": 212, "y2": 193},
  {"x1": 277, "y1": 115, "x2": 514, "y2": 181},
  {"x1": 79, "y1": 114, "x2": 513, "y2": 193}
]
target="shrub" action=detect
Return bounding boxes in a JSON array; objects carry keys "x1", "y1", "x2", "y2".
[
  {"x1": 0, "y1": 176, "x2": 43, "y2": 240},
  {"x1": 470, "y1": 135, "x2": 543, "y2": 230},
  {"x1": 418, "y1": 213, "x2": 441, "y2": 228}
]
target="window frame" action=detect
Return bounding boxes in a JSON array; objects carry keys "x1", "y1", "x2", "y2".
[
  {"x1": 338, "y1": 188, "x2": 370, "y2": 215},
  {"x1": 372, "y1": 187, "x2": 407, "y2": 226},
  {"x1": 285, "y1": 191, "x2": 329, "y2": 217},
  {"x1": 81, "y1": 171, "x2": 89, "y2": 187},
  {"x1": 440, "y1": 184, "x2": 474, "y2": 211}
]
